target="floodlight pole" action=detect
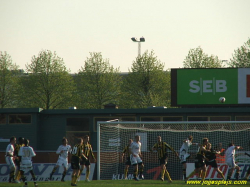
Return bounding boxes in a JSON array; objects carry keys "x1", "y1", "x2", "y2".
[
  {"x1": 138, "y1": 42, "x2": 141, "y2": 57},
  {"x1": 131, "y1": 37, "x2": 145, "y2": 57}
]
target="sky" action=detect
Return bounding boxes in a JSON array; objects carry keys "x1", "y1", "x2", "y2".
[{"x1": 0, "y1": 0, "x2": 250, "y2": 73}]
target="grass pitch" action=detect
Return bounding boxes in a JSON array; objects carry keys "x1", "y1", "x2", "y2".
[{"x1": 1, "y1": 180, "x2": 249, "y2": 187}]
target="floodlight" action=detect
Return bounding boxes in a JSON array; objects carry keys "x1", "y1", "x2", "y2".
[
  {"x1": 140, "y1": 37, "x2": 145, "y2": 42},
  {"x1": 131, "y1": 36, "x2": 146, "y2": 57},
  {"x1": 131, "y1": 37, "x2": 138, "y2": 42}
]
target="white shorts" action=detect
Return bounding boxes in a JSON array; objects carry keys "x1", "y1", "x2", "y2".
[
  {"x1": 20, "y1": 164, "x2": 33, "y2": 172},
  {"x1": 130, "y1": 154, "x2": 142, "y2": 165},
  {"x1": 56, "y1": 157, "x2": 68, "y2": 168},
  {"x1": 5, "y1": 156, "x2": 15, "y2": 169},
  {"x1": 226, "y1": 158, "x2": 237, "y2": 169},
  {"x1": 179, "y1": 152, "x2": 190, "y2": 163}
]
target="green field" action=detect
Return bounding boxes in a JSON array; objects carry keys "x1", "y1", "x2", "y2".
[{"x1": 0, "y1": 180, "x2": 249, "y2": 187}]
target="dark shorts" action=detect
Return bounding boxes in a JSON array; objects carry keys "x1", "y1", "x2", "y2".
[
  {"x1": 195, "y1": 157, "x2": 205, "y2": 169},
  {"x1": 80, "y1": 157, "x2": 90, "y2": 166},
  {"x1": 138, "y1": 162, "x2": 143, "y2": 166},
  {"x1": 71, "y1": 156, "x2": 80, "y2": 170},
  {"x1": 14, "y1": 157, "x2": 21, "y2": 166},
  {"x1": 125, "y1": 157, "x2": 131, "y2": 166},
  {"x1": 247, "y1": 167, "x2": 250, "y2": 174},
  {"x1": 159, "y1": 155, "x2": 168, "y2": 165},
  {"x1": 205, "y1": 160, "x2": 218, "y2": 168}
]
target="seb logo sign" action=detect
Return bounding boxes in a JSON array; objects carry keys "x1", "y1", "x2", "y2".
[
  {"x1": 189, "y1": 79, "x2": 227, "y2": 94},
  {"x1": 173, "y1": 68, "x2": 250, "y2": 105}
]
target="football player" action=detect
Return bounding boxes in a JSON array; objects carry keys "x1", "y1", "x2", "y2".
[
  {"x1": 245, "y1": 152, "x2": 250, "y2": 180},
  {"x1": 14, "y1": 137, "x2": 24, "y2": 183},
  {"x1": 49, "y1": 137, "x2": 71, "y2": 182},
  {"x1": 18, "y1": 139, "x2": 37, "y2": 187},
  {"x1": 244, "y1": 140, "x2": 250, "y2": 180},
  {"x1": 5, "y1": 136, "x2": 16, "y2": 183},
  {"x1": 179, "y1": 135, "x2": 198, "y2": 180},
  {"x1": 225, "y1": 143, "x2": 243, "y2": 180},
  {"x1": 186, "y1": 138, "x2": 209, "y2": 183},
  {"x1": 151, "y1": 136, "x2": 179, "y2": 182},
  {"x1": 130, "y1": 135, "x2": 144, "y2": 181},
  {"x1": 70, "y1": 138, "x2": 87, "y2": 186},
  {"x1": 121, "y1": 139, "x2": 133, "y2": 180},
  {"x1": 78, "y1": 135, "x2": 96, "y2": 182},
  {"x1": 205, "y1": 143, "x2": 225, "y2": 180}
]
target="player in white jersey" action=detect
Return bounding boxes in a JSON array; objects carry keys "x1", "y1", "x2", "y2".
[
  {"x1": 49, "y1": 137, "x2": 71, "y2": 182},
  {"x1": 130, "y1": 135, "x2": 144, "y2": 181},
  {"x1": 18, "y1": 138, "x2": 38, "y2": 187},
  {"x1": 5, "y1": 136, "x2": 16, "y2": 183},
  {"x1": 225, "y1": 143, "x2": 242, "y2": 180},
  {"x1": 179, "y1": 135, "x2": 198, "y2": 180}
]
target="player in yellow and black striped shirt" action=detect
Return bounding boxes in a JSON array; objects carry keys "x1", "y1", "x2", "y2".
[
  {"x1": 121, "y1": 139, "x2": 133, "y2": 179},
  {"x1": 205, "y1": 143, "x2": 225, "y2": 180},
  {"x1": 78, "y1": 135, "x2": 96, "y2": 182},
  {"x1": 151, "y1": 136, "x2": 179, "y2": 182},
  {"x1": 186, "y1": 138, "x2": 209, "y2": 183},
  {"x1": 70, "y1": 138, "x2": 87, "y2": 186},
  {"x1": 14, "y1": 137, "x2": 24, "y2": 182}
]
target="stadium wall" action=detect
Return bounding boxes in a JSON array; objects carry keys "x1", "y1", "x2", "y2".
[
  {"x1": 1, "y1": 107, "x2": 250, "y2": 151},
  {"x1": 0, "y1": 108, "x2": 41, "y2": 150}
]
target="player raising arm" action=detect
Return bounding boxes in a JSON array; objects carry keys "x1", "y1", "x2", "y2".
[
  {"x1": 205, "y1": 143, "x2": 225, "y2": 180},
  {"x1": 225, "y1": 143, "x2": 243, "y2": 180},
  {"x1": 151, "y1": 136, "x2": 179, "y2": 182},
  {"x1": 179, "y1": 135, "x2": 198, "y2": 180},
  {"x1": 121, "y1": 139, "x2": 133, "y2": 180},
  {"x1": 186, "y1": 138, "x2": 209, "y2": 183},
  {"x1": 49, "y1": 137, "x2": 71, "y2": 182}
]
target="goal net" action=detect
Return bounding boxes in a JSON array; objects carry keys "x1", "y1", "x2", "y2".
[{"x1": 97, "y1": 121, "x2": 250, "y2": 180}]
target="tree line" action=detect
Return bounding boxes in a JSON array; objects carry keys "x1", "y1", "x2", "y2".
[{"x1": 1, "y1": 38, "x2": 250, "y2": 109}]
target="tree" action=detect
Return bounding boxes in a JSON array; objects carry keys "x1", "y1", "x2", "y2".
[
  {"x1": 228, "y1": 38, "x2": 250, "y2": 67},
  {"x1": 121, "y1": 51, "x2": 170, "y2": 108},
  {"x1": 183, "y1": 46, "x2": 223, "y2": 68},
  {"x1": 0, "y1": 51, "x2": 20, "y2": 108},
  {"x1": 76, "y1": 52, "x2": 121, "y2": 109},
  {"x1": 19, "y1": 50, "x2": 76, "y2": 109}
]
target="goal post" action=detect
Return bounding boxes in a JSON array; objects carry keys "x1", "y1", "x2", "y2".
[{"x1": 97, "y1": 121, "x2": 250, "y2": 180}]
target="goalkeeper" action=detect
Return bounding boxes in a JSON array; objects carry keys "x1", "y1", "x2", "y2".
[{"x1": 151, "y1": 136, "x2": 179, "y2": 182}]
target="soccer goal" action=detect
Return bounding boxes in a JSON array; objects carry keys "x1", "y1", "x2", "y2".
[{"x1": 97, "y1": 121, "x2": 250, "y2": 180}]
